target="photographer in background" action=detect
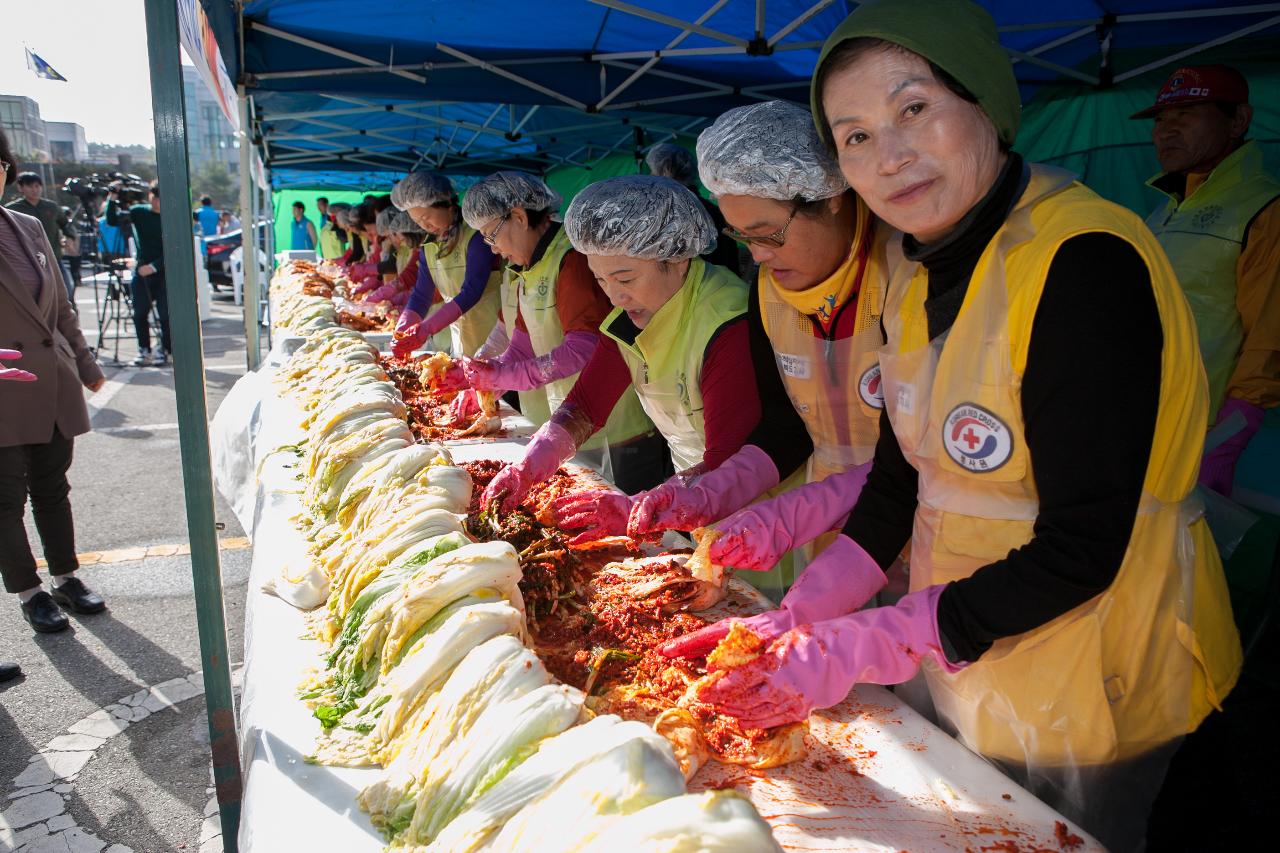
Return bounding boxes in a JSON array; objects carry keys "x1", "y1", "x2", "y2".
[
  {"x1": 59, "y1": 207, "x2": 82, "y2": 295},
  {"x1": 106, "y1": 181, "x2": 170, "y2": 367},
  {"x1": 5, "y1": 172, "x2": 77, "y2": 300},
  {"x1": 1, "y1": 128, "x2": 109, "y2": 638}
]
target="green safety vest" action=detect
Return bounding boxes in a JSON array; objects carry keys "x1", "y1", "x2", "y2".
[
  {"x1": 603, "y1": 258, "x2": 748, "y2": 471},
  {"x1": 1147, "y1": 140, "x2": 1280, "y2": 422},
  {"x1": 503, "y1": 226, "x2": 653, "y2": 446},
  {"x1": 422, "y1": 223, "x2": 503, "y2": 357},
  {"x1": 318, "y1": 222, "x2": 344, "y2": 259}
]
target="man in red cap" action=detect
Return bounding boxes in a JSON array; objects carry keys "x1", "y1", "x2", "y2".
[{"x1": 1136, "y1": 64, "x2": 1280, "y2": 498}]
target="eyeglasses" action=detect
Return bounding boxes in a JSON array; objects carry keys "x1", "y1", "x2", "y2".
[
  {"x1": 722, "y1": 204, "x2": 800, "y2": 248},
  {"x1": 482, "y1": 214, "x2": 510, "y2": 247}
]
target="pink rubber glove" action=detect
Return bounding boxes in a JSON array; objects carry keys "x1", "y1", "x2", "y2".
[
  {"x1": 464, "y1": 330, "x2": 599, "y2": 393},
  {"x1": 392, "y1": 330, "x2": 426, "y2": 360},
  {"x1": 434, "y1": 360, "x2": 471, "y2": 393},
  {"x1": 0, "y1": 349, "x2": 36, "y2": 382},
  {"x1": 550, "y1": 490, "x2": 634, "y2": 545},
  {"x1": 661, "y1": 534, "x2": 887, "y2": 659},
  {"x1": 627, "y1": 445, "x2": 780, "y2": 537},
  {"x1": 388, "y1": 289, "x2": 410, "y2": 308},
  {"x1": 448, "y1": 389, "x2": 482, "y2": 424},
  {"x1": 698, "y1": 584, "x2": 963, "y2": 729},
  {"x1": 420, "y1": 300, "x2": 463, "y2": 338},
  {"x1": 394, "y1": 309, "x2": 423, "y2": 337},
  {"x1": 367, "y1": 282, "x2": 401, "y2": 302},
  {"x1": 348, "y1": 261, "x2": 377, "y2": 281},
  {"x1": 710, "y1": 463, "x2": 870, "y2": 572},
  {"x1": 1200, "y1": 397, "x2": 1265, "y2": 497},
  {"x1": 351, "y1": 275, "x2": 380, "y2": 297},
  {"x1": 481, "y1": 421, "x2": 578, "y2": 512}
]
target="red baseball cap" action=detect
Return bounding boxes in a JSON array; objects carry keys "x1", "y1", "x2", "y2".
[{"x1": 1131, "y1": 65, "x2": 1250, "y2": 119}]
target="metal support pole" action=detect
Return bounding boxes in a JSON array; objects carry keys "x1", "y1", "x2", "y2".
[
  {"x1": 238, "y1": 88, "x2": 261, "y2": 371},
  {"x1": 141, "y1": 1, "x2": 243, "y2": 850}
]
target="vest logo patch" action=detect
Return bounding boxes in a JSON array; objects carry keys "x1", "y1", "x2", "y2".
[
  {"x1": 858, "y1": 364, "x2": 885, "y2": 409},
  {"x1": 943, "y1": 403, "x2": 1013, "y2": 472},
  {"x1": 1192, "y1": 205, "x2": 1223, "y2": 230},
  {"x1": 776, "y1": 352, "x2": 811, "y2": 380}
]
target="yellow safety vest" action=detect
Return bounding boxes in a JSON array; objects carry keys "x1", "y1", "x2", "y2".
[
  {"x1": 602, "y1": 259, "x2": 747, "y2": 472},
  {"x1": 394, "y1": 243, "x2": 415, "y2": 275},
  {"x1": 879, "y1": 166, "x2": 1241, "y2": 766},
  {"x1": 502, "y1": 227, "x2": 653, "y2": 446},
  {"x1": 1146, "y1": 140, "x2": 1280, "y2": 421},
  {"x1": 318, "y1": 221, "x2": 344, "y2": 260},
  {"x1": 422, "y1": 223, "x2": 503, "y2": 357},
  {"x1": 759, "y1": 206, "x2": 887, "y2": 485}
]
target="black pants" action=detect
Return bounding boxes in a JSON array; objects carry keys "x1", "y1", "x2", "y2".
[
  {"x1": 132, "y1": 269, "x2": 172, "y2": 353},
  {"x1": 0, "y1": 429, "x2": 79, "y2": 594},
  {"x1": 609, "y1": 431, "x2": 673, "y2": 496}
]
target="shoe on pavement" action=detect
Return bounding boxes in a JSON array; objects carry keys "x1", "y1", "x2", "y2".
[
  {"x1": 50, "y1": 577, "x2": 107, "y2": 615},
  {"x1": 21, "y1": 592, "x2": 69, "y2": 633},
  {"x1": 153, "y1": 347, "x2": 169, "y2": 366},
  {"x1": 131, "y1": 348, "x2": 152, "y2": 367},
  {"x1": 0, "y1": 661, "x2": 21, "y2": 682}
]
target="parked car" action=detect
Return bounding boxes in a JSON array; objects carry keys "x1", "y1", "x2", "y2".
[{"x1": 205, "y1": 222, "x2": 268, "y2": 289}]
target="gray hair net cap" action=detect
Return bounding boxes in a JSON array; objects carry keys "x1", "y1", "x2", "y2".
[
  {"x1": 697, "y1": 101, "x2": 848, "y2": 202},
  {"x1": 391, "y1": 171, "x2": 455, "y2": 210},
  {"x1": 461, "y1": 171, "x2": 563, "y2": 230},
  {"x1": 645, "y1": 143, "x2": 696, "y2": 186},
  {"x1": 391, "y1": 209, "x2": 426, "y2": 235},
  {"x1": 564, "y1": 175, "x2": 715, "y2": 261}
]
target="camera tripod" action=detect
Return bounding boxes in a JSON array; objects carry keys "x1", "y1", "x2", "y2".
[{"x1": 72, "y1": 200, "x2": 159, "y2": 367}]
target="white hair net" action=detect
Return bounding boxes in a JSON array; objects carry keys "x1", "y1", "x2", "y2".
[
  {"x1": 697, "y1": 101, "x2": 847, "y2": 202},
  {"x1": 391, "y1": 171, "x2": 455, "y2": 210},
  {"x1": 645, "y1": 143, "x2": 696, "y2": 186},
  {"x1": 331, "y1": 203, "x2": 353, "y2": 228},
  {"x1": 374, "y1": 206, "x2": 399, "y2": 236},
  {"x1": 461, "y1": 171, "x2": 562, "y2": 230},
  {"x1": 564, "y1": 175, "x2": 715, "y2": 261},
  {"x1": 391, "y1": 209, "x2": 426, "y2": 235}
]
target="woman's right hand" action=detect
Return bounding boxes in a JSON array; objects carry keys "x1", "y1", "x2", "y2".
[{"x1": 0, "y1": 349, "x2": 36, "y2": 382}]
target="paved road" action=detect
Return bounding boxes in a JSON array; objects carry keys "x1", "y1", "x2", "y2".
[{"x1": 2, "y1": 278, "x2": 257, "y2": 853}]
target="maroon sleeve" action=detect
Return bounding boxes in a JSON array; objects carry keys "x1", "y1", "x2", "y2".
[
  {"x1": 699, "y1": 317, "x2": 762, "y2": 470},
  {"x1": 562, "y1": 335, "x2": 633, "y2": 433}
]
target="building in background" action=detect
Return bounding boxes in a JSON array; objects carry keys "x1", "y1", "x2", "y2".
[
  {"x1": 0, "y1": 94, "x2": 54, "y2": 185},
  {"x1": 46, "y1": 120, "x2": 89, "y2": 162},
  {"x1": 182, "y1": 64, "x2": 238, "y2": 173}
]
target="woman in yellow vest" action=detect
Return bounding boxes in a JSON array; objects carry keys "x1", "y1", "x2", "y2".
[
  {"x1": 317, "y1": 204, "x2": 346, "y2": 260},
  {"x1": 433, "y1": 171, "x2": 663, "y2": 494},
  {"x1": 481, "y1": 175, "x2": 762, "y2": 519},
  {"x1": 672, "y1": 2, "x2": 1242, "y2": 849},
  {"x1": 389, "y1": 171, "x2": 503, "y2": 359},
  {"x1": 574, "y1": 100, "x2": 888, "y2": 602}
]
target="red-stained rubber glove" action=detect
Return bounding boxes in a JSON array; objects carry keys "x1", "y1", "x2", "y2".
[
  {"x1": 550, "y1": 490, "x2": 634, "y2": 545},
  {"x1": 350, "y1": 275, "x2": 381, "y2": 297},
  {"x1": 1200, "y1": 397, "x2": 1266, "y2": 497},
  {"x1": 367, "y1": 281, "x2": 402, "y2": 303},
  {"x1": 708, "y1": 463, "x2": 870, "y2": 572},
  {"x1": 348, "y1": 261, "x2": 378, "y2": 281},
  {"x1": 627, "y1": 445, "x2": 780, "y2": 538},
  {"x1": 433, "y1": 360, "x2": 471, "y2": 393},
  {"x1": 394, "y1": 309, "x2": 423, "y2": 337},
  {"x1": 697, "y1": 585, "x2": 963, "y2": 730},
  {"x1": 0, "y1": 348, "x2": 36, "y2": 382},
  {"x1": 480, "y1": 421, "x2": 578, "y2": 513},
  {"x1": 392, "y1": 325, "x2": 428, "y2": 360},
  {"x1": 660, "y1": 534, "x2": 887, "y2": 660},
  {"x1": 448, "y1": 389, "x2": 483, "y2": 424}
]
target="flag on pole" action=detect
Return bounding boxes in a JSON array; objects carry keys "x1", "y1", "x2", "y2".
[{"x1": 25, "y1": 48, "x2": 67, "y2": 82}]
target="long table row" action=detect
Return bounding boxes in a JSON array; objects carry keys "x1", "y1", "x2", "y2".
[{"x1": 210, "y1": 339, "x2": 1102, "y2": 852}]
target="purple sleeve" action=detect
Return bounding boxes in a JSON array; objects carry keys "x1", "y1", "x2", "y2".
[
  {"x1": 453, "y1": 231, "x2": 499, "y2": 313},
  {"x1": 405, "y1": 246, "x2": 436, "y2": 316}
]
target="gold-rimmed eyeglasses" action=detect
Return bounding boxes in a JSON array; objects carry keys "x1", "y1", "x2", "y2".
[{"x1": 722, "y1": 203, "x2": 800, "y2": 249}]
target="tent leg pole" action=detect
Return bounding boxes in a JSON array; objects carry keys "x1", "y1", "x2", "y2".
[
  {"x1": 238, "y1": 86, "x2": 261, "y2": 371},
  {"x1": 141, "y1": 1, "x2": 243, "y2": 850}
]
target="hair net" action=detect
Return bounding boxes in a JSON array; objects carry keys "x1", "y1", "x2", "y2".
[
  {"x1": 645, "y1": 143, "x2": 697, "y2": 186},
  {"x1": 331, "y1": 203, "x2": 353, "y2": 228},
  {"x1": 461, "y1": 171, "x2": 562, "y2": 230},
  {"x1": 697, "y1": 101, "x2": 848, "y2": 202},
  {"x1": 375, "y1": 206, "x2": 399, "y2": 236},
  {"x1": 564, "y1": 175, "x2": 715, "y2": 261},
  {"x1": 391, "y1": 171, "x2": 455, "y2": 210},
  {"x1": 390, "y1": 209, "x2": 426, "y2": 235}
]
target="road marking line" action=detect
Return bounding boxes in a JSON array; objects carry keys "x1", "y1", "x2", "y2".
[
  {"x1": 94, "y1": 422, "x2": 180, "y2": 436},
  {"x1": 85, "y1": 368, "x2": 139, "y2": 422},
  {"x1": 34, "y1": 537, "x2": 251, "y2": 569}
]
